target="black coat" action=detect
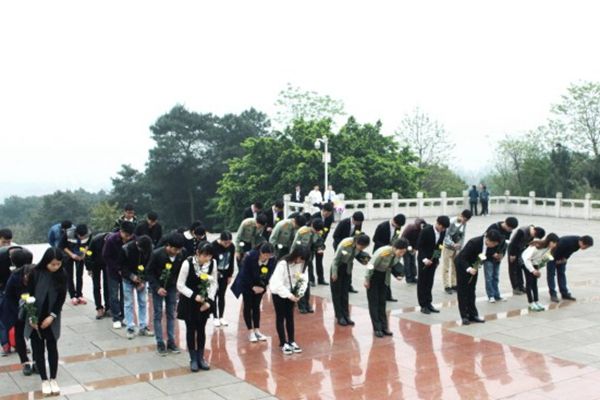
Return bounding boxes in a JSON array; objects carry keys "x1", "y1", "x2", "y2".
[
  {"x1": 85, "y1": 232, "x2": 109, "y2": 271},
  {"x1": 242, "y1": 207, "x2": 256, "y2": 220},
  {"x1": 264, "y1": 208, "x2": 284, "y2": 240},
  {"x1": 311, "y1": 211, "x2": 334, "y2": 241},
  {"x1": 552, "y1": 236, "x2": 581, "y2": 261},
  {"x1": 455, "y1": 236, "x2": 485, "y2": 271},
  {"x1": 416, "y1": 224, "x2": 446, "y2": 265},
  {"x1": 230, "y1": 249, "x2": 276, "y2": 298},
  {"x1": 485, "y1": 221, "x2": 512, "y2": 259},
  {"x1": 211, "y1": 240, "x2": 235, "y2": 279},
  {"x1": 333, "y1": 218, "x2": 362, "y2": 250},
  {"x1": 0, "y1": 246, "x2": 22, "y2": 291},
  {"x1": 146, "y1": 247, "x2": 185, "y2": 292},
  {"x1": 292, "y1": 190, "x2": 304, "y2": 203},
  {"x1": 373, "y1": 220, "x2": 400, "y2": 251},
  {"x1": 118, "y1": 241, "x2": 152, "y2": 283},
  {"x1": 135, "y1": 221, "x2": 163, "y2": 246}
]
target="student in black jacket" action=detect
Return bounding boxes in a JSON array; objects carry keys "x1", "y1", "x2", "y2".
[
  {"x1": 547, "y1": 235, "x2": 594, "y2": 302},
  {"x1": 455, "y1": 230, "x2": 502, "y2": 325},
  {"x1": 483, "y1": 217, "x2": 519, "y2": 302},
  {"x1": 84, "y1": 232, "x2": 110, "y2": 319},
  {"x1": 147, "y1": 233, "x2": 186, "y2": 356},
  {"x1": 311, "y1": 202, "x2": 335, "y2": 285},
  {"x1": 372, "y1": 213, "x2": 406, "y2": 302},
  {"x1": 416, "y1": 216, "x2": 450, "y2": 314},
  {"x1": 59, "y1": 224, "x2": 91, "y2": 306},
  {"x1": 332, "y1": 211, "x2": 365, "y2": 293},
  {"x1": 242, "y1": 201, "x2": 263, "y2": 220},
  {"x1": 211, "y1": 232, "x2": 235, "y2": 327},
  {"x1": 263, "y1": 200, "x2": 284, "y2": 241},
  {"x1": 292, "y1": 185, "x2": 304, "y2": 203},
  {"x1": 507, "y1": 225, "x2": 545, "y2": 295},
  {"x1": 135, "y1": 211, "x2": 163, "y2": 246},
  {"x1": 112, "y1": 204, "x2": 138, "y2": 232}
]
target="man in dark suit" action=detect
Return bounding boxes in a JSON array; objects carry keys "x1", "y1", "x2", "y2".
[
  {"x1": 292, "y1": 185, "x2": 304, "y2": 203},
  {"x1": 242, "y1": 201, "x2": 263, "y2": 220},
  {"x1": 548, "y1": 235, "x2": 594, "y2": 302},
  {"x1": 401, "y1": 218, "x2": 427, "y2": 284},
  {"x1": 333, "y1": 211, "x2": 365, "y2": 293},
  {"x1": 455, "y1": 230, "x2": 502, "y2": 325},
  {"x1": 311, "y1": 202, "x2": 335, "y2": 285},
  {"x1": 417, "y1": 215, "x2": 450, "y2": 314},
  {"x1": 263, "y1": 200, "x2": 284, "y2": 241},
  {"x1": 372, "y1": 213, "x2": 406, "y2": 301}
]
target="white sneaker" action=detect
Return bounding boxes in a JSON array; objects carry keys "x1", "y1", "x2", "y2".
[
  {"x1": 50, "y1": 379, "x2": 60, "y2": 395},
  {"x1": 255, "y1": 330, "x2": 268, "y2": 341},
  {"x1": 248, "y1": 332, "x2": 258, "y2": 343},
  {"x1": 213, "y1": 318, "x2": 221, "y2": 327},
  {"x1": 281, "y1": 343, "x2": 293, "y2": 355},
  {"x1": 113, "y1": 321, "x2": 122, "y2": 329},
  {"x1": 219, "y1": 318, "x2": 229, "y2": 326},
  {"x1": 535, "y1": 302, "x2": 545, "y2": 311},
  {"x1": 528, "y1": 303, "x2": 537, "y2": 311},
  {"x1": 289, "y1": 342, "x2": 302, "y2": 353},
  {"x1": 488, "y1": 297, "x2": 496, "y2": 303},
  {"x1": 41, "y1": 380, "x2": 51, "y2": 396}
]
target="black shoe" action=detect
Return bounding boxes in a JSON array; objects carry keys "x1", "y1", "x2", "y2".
[
  {"x1": 374, "y1": 331, "x2": 384, "y2": 338},
  {"x1": 386, "y1": 297, "x2": 398, "y2": 302},
  {"x1": 318, "y1": 280, "x2": 329, "y2": 286},
  {"x1": 167, "y1": 343, "x2": 181, "y2": 354},
  {"x1": 198, "y1": 358, "x2": 210, "y2": 370},
  {"x1": 306, "y1": 307, "x2": 315, "y2": 313},
  {"x1": 550, "y1": 295, "x2": 560, "y2": 303},
  {"x1": 346, "y1": 319, "x2": 355, "y2": 326},
  {"x1": 157, "y1": 343, "x2": 167, "y2": 356},
  {"x1": 420, "y1": 307, "x2": 431, "y2": 315},
  {"x1": 189, "y1": 351, "x2": 199, "y2": 372},
  {"x1": 337, "y1": 318, "x2": 348, "y2": 326},
  {"x1": 451, "y1": 286, "x2": 458, "y2": 292},
  {"x1": 469, "y1": 316, "x2": 485, "y2": 323},
  {"x1": 427, "y1": 305, "x2": 440, "y2": 313},
  {"x1": 22, "y1": 363, "x2": 33, "y2": 376},
  {"x1": 461, "y1": 318, "x2": 471, "y2": 325},
  {"x1": 562, "y1": 294, "x2": 576, "y2": 301},
  {"x1": 382, "y1": 330, "x2": 393, "y2": 336},
  {"x1": 32, "y1": 363, "x2": 38, "y2": 375},
  {"x1": 349, "y1": 287, "x2": 358, "y2": 294},
  {"x1": 309, "y1": 281, "x2": 316, "y2": 287},
  {"x1": 299, "y1": 308, "x2": 308, "y2": 314},
  {"x1": 444, "y1": 288, "x2": 453, "y2": 294}
]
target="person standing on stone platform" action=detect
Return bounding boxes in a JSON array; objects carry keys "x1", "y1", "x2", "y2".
[
  {"x1": 365, "y1": 238, "x2": 408, "y2": 338},
  {"x1": 455, "y1": 230, "x2": 502, "y2": 325},
  {"x1": 372, "y1": 213, "x2": 406, "y2": 302},
  {"x1": 484, "y1": 217, "x2": 519, "y2": 303},
  {"x1": 176, "y1": 243, "x2": 217, "y2": 372},
  {"x1": 85, "y1": 232, "x2": 111, "y2": 320},
  {"x1": 112, "y1": 203, "x2": 138, "y2": 232},
  {"x1": 333, "y1": 211, "x2": 365, "y2": 294},
  {"x1": 210, "y1": 231, "x2": 235, "y2": 328},
  {"x1": 401, "y1": 218, "x2": 426, "y2": 284},
  {"x1": 417, "y1": 216, "x2": 450, "y2": 315},
  {"x1": 234, "y1": 213, "x2": 268, "y2": 266},
  {"x1": 508, "y1": 225, "x2": 546, "y2": 295},
  {"x1": 521, "y1": 233, "x2": 559, "y2": 311},
  {"x1": 468, "y1": 185, "x2": 479, "y2": 216},
  {"x1": 269, "y1": 214, "x2": 306, "y2": 259},
  {"x1": 547, "y1": 235, "x2": 594, "y2": 303},
  {"x1": 331, "y1": 234, "x2": 371, "y2": 326},
  {"x1": 310, "y1": 202, "x2": 335, "y2": 286},
  {"x1": 263, "y1": 200, "x2": 284, "y2": 241},
  {"x1": 441, "y1": 210, "x2": 472, "y2": 295},
  {"x1": 59, "y1": 224, "x2": 91, "y2": 306}
]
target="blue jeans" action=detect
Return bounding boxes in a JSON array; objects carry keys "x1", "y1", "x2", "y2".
[
  {"x1": 123, "y1": 280, "x2": 148, "y2": 330},
  {"x1": 152, "y1": 288, "x2": 177, "y2": 345},
  {"x1": 108, "y1": 273, "x2": 124, "y2": 322},
  {"x1": 484, "y1": 261, "x2": 501, "y2": 299},
  {"x1": 546, "y1": 260, "x2": 569, "y2": 297}
]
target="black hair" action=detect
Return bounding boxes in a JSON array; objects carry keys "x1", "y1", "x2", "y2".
[
  {"x1": 10, "y1": 248, "x2": 34, "y2": 268},
  {"x1": 124, "y1": 204, "x2": 135, "y2": 212},
  {"x1": 282, "y1": 245, "x2": 310, "y2": 264},
  {"x1": 193, "y1": 226, "x2": 206, "y2": 237},
  {"x1": 356, "y1": 233, "x2": 370, "y2": 247},
  {"x1": 253, "y1": 201, "x2": 263, "y2": 210},
  {"x1": 0, "y1": 228, "x2": 13, "y2": 239},
  {"x1": 220, "y1": 231, "x2": 233, "y2": 241},
  {"x1": 60, "y1": 220, "x2": 72, "y2": 230},
  {"x1": 486, "y1": 229, "x2": 503, "y2": 244},
  {"x1": 274, "y1": 200, "x2": 284, "y2": 209},
  {"x1": 352, "y1": 211, "x2": 365, "y2": 222},
  {"x1": 36, "y1": 247, "x2": 67, "y2": 291},
  {"x1": 256, "y1": 212, "x2": 268, "y2": 226},
  {"x1": 302, "y1": 213, "x2": 312, "y2": 226},
  {"x1": 505, "y1": 217, "x2": 519, "y2": 229},
  {"x1": 136, "y1": 235, "x2": 153, "y2": 255},
  {"x1": 196, "y1": 242, "x2": 213, "y2": 255},
  {"x1": 534, "y1": 227, "x2": 546, "y2": 239},
  {"x1": 120, "y1": 221, "x2": 135, "y2": 235},
  {"x1": 581, "y1": 235, "x2": 594, "y2": 246},
  {"x1": 147, "y1": 211, "x2": 158, "y2": 221},
  {"x1": 437, "y1": 215, "x2": 450, "y2": 228},
  {"x1": 165, "y1": 232, "x2": 186, "y2": 248},
  {"x1": 293, "y1": 214, "x2": 307, "y2": 227},
  {"x1": 392, "y1": 238, "x2": 409, "y2": 249},
  {"x1": 393, "y1": 213, "x2": 406, "y2": 227},
  {"x1": 189, "y1": 220, "x2": 203, "y2": 231},
  {"x1": 461, "y1": 209, "x2": 473, "y2": 219},
  {"x1": 322, "y1": 202, "x2": 334, "y2": 212},
  {"x1": 75, "y1": 224, "x2": 89, "y2": 237},
  {"x1": 311, "y1": 218, "x2": 324, "y2": 231},
  {"x1": 258, "y1": 242, "x2": 274, "y2": 254}
]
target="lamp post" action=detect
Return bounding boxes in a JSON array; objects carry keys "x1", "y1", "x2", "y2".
[{"x1": 314, "y1": 137, "x2": 330, "y2": 198}]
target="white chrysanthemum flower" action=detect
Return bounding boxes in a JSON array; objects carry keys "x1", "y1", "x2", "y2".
[{"x1": 26, "y1": 296, "x2": 36, "y2": 304}]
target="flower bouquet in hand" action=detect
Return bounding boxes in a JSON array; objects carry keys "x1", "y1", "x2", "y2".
[
  {"x1": 291, "y1": 272, "x2": 306, "y2": 298},
  {"x1": 469, "y1": 253, "x2": 487, "y2": 284},
  {"x1": 432, "y1": 244, "x2": 443, "y2": 261},
  {"x1": 159, "y1": 263, "x2": 173, "y2": 288},
  {"x1": 259, "y1": 265, "x2": 270, "y2": 286},
  {"x1": 21, "y1": 294, "x2": 41, "y2": 339},
  {"x1": 197, "y1": 272, "x2": 213, "y2": 312},
  {"x1": 537, "y1": 253, "x2": 554, "y2": 270}
]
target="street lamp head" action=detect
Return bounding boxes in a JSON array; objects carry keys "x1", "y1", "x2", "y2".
[{"x1": 314, "y1": 139, "x2": 321, "y2": 150}]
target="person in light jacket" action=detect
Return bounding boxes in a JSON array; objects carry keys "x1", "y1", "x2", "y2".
[{"x1": 521, "y1": 233, "x2": 559, "y2": 312}]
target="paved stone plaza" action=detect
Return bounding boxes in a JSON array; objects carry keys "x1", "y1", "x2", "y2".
[{"x1": 1, "y1": 214, "x2": 599, "y2": 399}]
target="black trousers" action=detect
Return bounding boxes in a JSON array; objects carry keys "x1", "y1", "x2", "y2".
[
  {"x1": 508, "y1": 256, "x2": 525, "y2": 290},
  {"x1": 91, "y1": 266, "x2": 110, "y2": 310},
  {"x1": 15, "y1": 320, "x2": 29, "y2": 364},
  {"x1": 367, "y1": 270, "x2": 388, "y2": 332},
  {"x1": 417, "y1": 261, "x2": 438, "y2": 307},
  {"x1": 403, "y1": 252, "x2": 417, "y2": 282},
  {"x1": 481, "y1": 200, "x2": 489, "y2": 215},
  {"x1": 313, "y1": 252, "x2": 326, "y2": 282},
  {"x1": 331, "y1": 263, "x2": 351, "y2": 320},
  {"x1": 456, "y1": 262, "x2": 479, "y2": 319},
  {"x1": 298, "y1": 261, "x2": 313, "y2": 311},
  {"x1": 30, "y1": 327, "x2": 58, "y2": 381},
  {"x1": 469, "y1": 201, "x2": 478, "y2": 216},
  {"x1": 65, "y1": 259, "x2": 84, "y2": 298},
  {"x1": 242, "y1": 291, "x2": 264, "y2": 329},
  {"x1": 213, "y1": 275, "x2": 228, "y2": 319},
  {"x1": 273, "y1": 295, "x2": 295, "y2": 347},
  {"x1": 523, "y1": 267, "x2": 539, "y2": 303},
  {"x1": 185, "y1": 306, "x2": 211, "y2": 353}
]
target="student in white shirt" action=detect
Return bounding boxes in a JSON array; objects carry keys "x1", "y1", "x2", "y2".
[
  {"x1": 307, "y1": 185, "x2": 323, "y2": 212},
  {"x1": 269, "y1": 245, "x2": 310, "y2": 355},
  {"x1": 324, "y1": 185, "x2": 337, "y2": 203},
  {"x1": 521, "y1": 233, "x2": 559, "y2": 312},
  {"x1": 176, "y1": 243, "x2": 218, "y2": 372}
]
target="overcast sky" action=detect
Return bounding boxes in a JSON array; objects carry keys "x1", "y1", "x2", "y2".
[{"x1": 1, "y1": 0, "x2": 599, "y2": 199}]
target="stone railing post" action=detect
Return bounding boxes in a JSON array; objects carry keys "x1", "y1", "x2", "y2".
[
  {"x1": 462, "y1": 190, "x2": 469, "y2": 209},
  {"x1": 440, "y1": 191, "x2": 447, "y2": 215},
  {"x1": 417, "y1": 192, "x2": 424, "y2": 216},
  {"x1": 366, "y1": 192, "x2": 373, "y2": 220},
  {"x1": 528, "y1": 191, "x2": 536, "y2": 215},
  {"x1": 504, "y1": 190, "x2": 511, "y2": 214},
  {"x1": 283, "y1": 194, "x2": 291, "y2": 218},
  {"x1": 555, "y1": 192, "x2": 563, "y2": 218},
  {"x1": 391, "y1": 192, "x2": 399, "y2": 215},
  {"x1": 584, "y1": 193, "x2": 592, "y2": 220}
]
